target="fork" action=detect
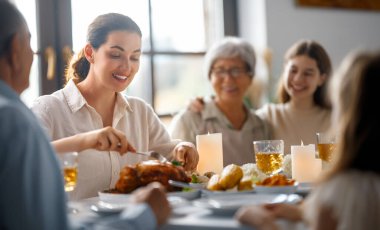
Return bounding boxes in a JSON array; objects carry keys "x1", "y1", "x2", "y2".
[{"x1": 133, "y1": 151, "x2": 169, "y2": 163}]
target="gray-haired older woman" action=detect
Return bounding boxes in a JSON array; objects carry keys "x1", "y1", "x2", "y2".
[{"x1": 169, "y1": 37, "x2": 271, "y2": 166}]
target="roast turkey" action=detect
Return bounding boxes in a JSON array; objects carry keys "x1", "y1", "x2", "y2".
[{"x1": 115, "y1": 160, "x2": 190, "y2": 193}]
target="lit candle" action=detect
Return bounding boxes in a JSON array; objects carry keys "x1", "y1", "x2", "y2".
[
  {"x1": 196, "y1": 133, "x2": 223, "y2": 174},
  {"x1": 291, "y1": 143, "x2": 321, "y2": 182}
]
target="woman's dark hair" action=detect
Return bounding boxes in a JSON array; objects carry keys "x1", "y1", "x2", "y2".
[
  {"x1": 65, "y1": 13, "x2": 142, "y2": 83},
  {"x1": 276, "y1": 40, "x2": 332, "y2": 109}
]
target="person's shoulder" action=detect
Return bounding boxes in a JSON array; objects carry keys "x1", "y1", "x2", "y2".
[
  {"x1": 334, "y1": 170, "x2": 380, "y2": 185},
  {"x1": 0, "y1": 99, "x2": 24, "y2": 117},
  {"x1": 0, "y1": 100, "x2": 37, "y2": 136},
  {"x1": 255, "y1": 103, "x2": 282, "y2": 116},
  {"x1": 256, "y1": 103, "x2": 282, "y2": 111},
  {"x1": 172, "y1": 107, "x2": 201, "y2": 123}
]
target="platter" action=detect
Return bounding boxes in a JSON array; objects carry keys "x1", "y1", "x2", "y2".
[
  {"x1": 168, "y1": 189, "x2": 201, "y2": 200},
  {"x1": 296, "y1": 182, "x2": 313, "y2": 196},
  {"x1": 98, "y1": 189, "x2": 201, "y2": 203},
  {"x1": 91, "y1": 196, "x2": 190, "y2": 215},
  {"x1": 201, "y1": 189, "x2": 255, "y2": 197},
  {"x1": 193, "y1": 193, "x2": 293, "y2": 216}
]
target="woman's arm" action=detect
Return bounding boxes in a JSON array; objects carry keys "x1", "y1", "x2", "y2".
[{"x1": 52, "y1": 126, "x2": 136, "y2": 154}]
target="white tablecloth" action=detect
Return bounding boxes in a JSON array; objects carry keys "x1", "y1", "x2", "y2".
[{"x1": 69, "y1": 196, "x2": 307, "y2": 230}]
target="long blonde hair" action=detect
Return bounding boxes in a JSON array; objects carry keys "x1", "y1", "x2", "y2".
[{"x1": 322, "y1": 50, "x2": 380, "y2": 181}]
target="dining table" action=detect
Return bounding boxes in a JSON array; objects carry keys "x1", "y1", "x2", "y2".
[{"x1": 68, "y1": 186, "x2": 310, "y2": 230}]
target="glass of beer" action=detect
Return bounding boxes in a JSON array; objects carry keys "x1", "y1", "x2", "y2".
[
  {"x1": 59, "y1": 152, "x2": 78, "y2": 192},
  {"x1": 316, "y1": 132, "x2": 336, "y2": 163},
  {"x1": 254, "y1": 140, "x2": 284, "y2": 176}
]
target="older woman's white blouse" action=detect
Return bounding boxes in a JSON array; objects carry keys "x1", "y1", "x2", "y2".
[
  {"x1": 31, "y1": 80, "x2": 180, "y2": 200},
  {"x1": 304, "y1": 170, "x2": 380, "y2": 229}
]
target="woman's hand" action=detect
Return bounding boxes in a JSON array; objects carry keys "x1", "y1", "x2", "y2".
[
  {"x1": 173, "y1": 142, "x2": 199, "y2": 171},
  {"x1": 187, "y1": 96, "x2": 205, "y2": 113},
  {"x1": 79, "y1": 126, "x2": 135, "y2": 154}
]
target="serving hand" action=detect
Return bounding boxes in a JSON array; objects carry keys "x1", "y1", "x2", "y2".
[
  {"x1": 53, "y1": 126, "x2": 135, "y2": 154},
  {"x1": 173, "y1": 142, "x2": 199, "y2": 171}
]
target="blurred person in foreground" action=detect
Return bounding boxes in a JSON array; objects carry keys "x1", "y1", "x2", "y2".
[
  {"x1": 31, "y1": 12, "x2": 198, "y2": 200},
  {"x1": 169, "y1": 37, "x2": 271, "y2": 166},
  {"x1": 0, "y1": 1, "x2": 170, "y2": 229},
  {"x1": 235, "y1": 50, "x2": 380, "y2": 230}
]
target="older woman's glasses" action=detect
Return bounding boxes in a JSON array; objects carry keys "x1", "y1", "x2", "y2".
[{"x1": 212, "y1": 68, "x2": 251, "y2": 79}]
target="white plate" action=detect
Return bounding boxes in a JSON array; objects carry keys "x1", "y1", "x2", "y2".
[
  {"x1": 254, "y1": 183, "x2": 298, "y2": 194},
  {"x1": 90, "y1": 201, "x2": 129, "y2": 215},
  {"x1": 98, "y1": 189, "x2": 201, "y2": 203},
  {"x1": 91, "y1": 196, "x2": 190, "y2": 215},
  {"x1": 296, "y1": 182, "x2": 313, "y2": 196},
  {"x1": 193, "y1": 193, "x2": 297, "y2": 216},
  {"x1": 98, "y1": 191, "x2": 131, "y2": 203}
]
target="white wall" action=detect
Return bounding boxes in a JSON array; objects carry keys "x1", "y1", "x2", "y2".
[{"x1": 239, "y1": 0, "x2": 380, "y2": 99}]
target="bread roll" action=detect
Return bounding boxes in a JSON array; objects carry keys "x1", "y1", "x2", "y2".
[
  {"x1": 219, "y1": 164, "x2": 243, "y2": 189},
  {"x1": 238, "y1": 175, "x2": 253, "y2": 191},
  {"x1": 207, "y1": 174, "x2": 223, "y2": 191}
]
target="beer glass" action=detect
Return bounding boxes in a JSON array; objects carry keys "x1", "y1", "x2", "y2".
[
  {"x1": 59, "y1": 152, "x2": 78, "y2": 192},
  {"x1": 254, "y1": 140, "x2": 284, "y2": 175},
  {"x1": 316, "y1": 132, "x2": 336, "y2": 163}
]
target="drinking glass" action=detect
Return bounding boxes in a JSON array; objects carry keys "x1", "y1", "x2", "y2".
[
  {"x1": 58, "y1": 152, "x2": 78, "y2": 192},
  {"x1": 316, "y1": 132, "x2": 336, "y2": 163},
  {"x1": 254, "y1": 140, "x2": 284, "y2": 176}
]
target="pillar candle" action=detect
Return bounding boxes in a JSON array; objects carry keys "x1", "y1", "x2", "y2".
[
  {"x1": 196, "y1": 133, "x2": 223, "y2": 175},
  {"x1": 291, "y1": 144, "x2": 321, "y2": 182}
]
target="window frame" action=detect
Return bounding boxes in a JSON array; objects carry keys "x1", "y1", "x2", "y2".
[{"x1": 35, "y1": 0, "x2": 238, "y2": 116}]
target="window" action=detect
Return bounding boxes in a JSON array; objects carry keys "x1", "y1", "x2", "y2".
[
  {"x1": 71, "y1": 0, "x2": 226, "y2": 115},
  {"x1": 14, "y1": 0, "x2": 39, "y2": 107},
  {"x1": 15, "y1": 0, "x2": 237, "y2": 115}
]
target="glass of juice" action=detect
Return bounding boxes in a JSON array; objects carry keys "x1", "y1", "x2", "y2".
[
  {"x1": 316, "y1": 132, "x2": 336, "y2": 163},
  {"x1": 58, "y1": 152, "x2": 78, "y2": 192},
  {"x1": 254, "y1": 140, "x2": 284, "y2": 176}
]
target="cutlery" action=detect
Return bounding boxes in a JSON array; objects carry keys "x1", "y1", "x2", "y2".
[
  {"x1": 132, "y1": 151, "x2": 169, "y2": 163},
  {"x1": 168, "y1": 180, "x2": 205, "y2": 190}
]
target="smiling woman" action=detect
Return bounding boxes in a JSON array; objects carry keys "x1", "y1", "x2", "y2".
[
  {"x1": 69, "y1": 0, "x2": 224, "y2": 115},
  {"x1": 256, "y1": 39, "x2": 333, "y2": 154},
  {"x1": 169, "y1": 37, "x2": 271, "y2": 167},
  {"x1": 30, "y1": 13, "x2": 199, "y2": 200}
]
